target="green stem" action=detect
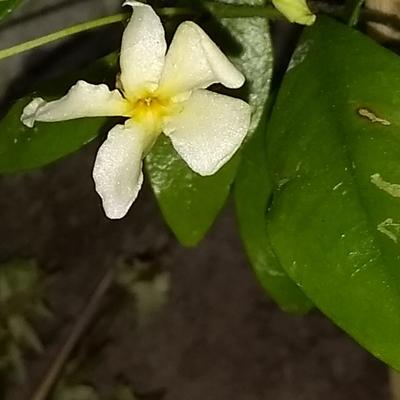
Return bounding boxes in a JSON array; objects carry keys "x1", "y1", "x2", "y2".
[
  {"x1": 205, "y1": 3, "x2": 280, "y2": 18},
  {"x1": 0, "y1": 4, "x2": 281, "y2": 62},
  {"x1": 0, "y1": 13, "x2": 127, "y2": 62},
  {"x1": 345, "y1": 0, "x2": 365, "y2": 26}
]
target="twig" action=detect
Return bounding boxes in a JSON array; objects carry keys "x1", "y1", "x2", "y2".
[{"x1": 30, "y1": 268, "x2": 114, "y2": 400}]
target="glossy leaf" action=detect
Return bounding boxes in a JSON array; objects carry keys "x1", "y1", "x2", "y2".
[
  {"x1": 0, "y1": 101, "x2": 108, "y2": 173},
  {"x1": 266, "y1": 17, "x2": 400, "y2": 368},
  {"x1": 0, "y1": 55, "x2": 117, "y2": 174},
  {"x1": 219, "y1": 0, "x2": 273, "y2": 134},
  {"x1": 231, "y1": 0, "x2": 311, "y2": 311},
  {"x1": 235, "y1": 110, "x2": 312, "y2": 313},
  {"x1": 0, "y1": 0, "x2": 23, "y2": 23},
  {"x1": 146, "y1": 137, "x2": 240, "y2": 246},
  {"x1": 146, "y1": 0, "x2": 273, "y2": 246}
]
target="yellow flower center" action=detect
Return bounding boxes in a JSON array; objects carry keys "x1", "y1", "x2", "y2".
[{"x1": 127, "y1": 90, "x2": 175, "y2": 134}]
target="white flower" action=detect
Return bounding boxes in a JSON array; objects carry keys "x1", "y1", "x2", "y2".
[{"x1": 21, "y1": 1, "x2": 251, "y2": 219}]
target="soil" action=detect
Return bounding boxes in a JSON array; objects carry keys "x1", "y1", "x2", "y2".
[{"x1": 0, "y1": 0, "x2": 390, "y2": 399}]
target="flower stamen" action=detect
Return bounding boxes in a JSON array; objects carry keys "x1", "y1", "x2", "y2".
[{"x1": 127, "y1": 91, "x2": 178, "y2": 134}]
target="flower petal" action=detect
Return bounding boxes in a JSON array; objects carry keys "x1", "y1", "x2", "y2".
[
  {"x1": 21, "y1": 80, "x2": 130, "y2": 128},
  {"x1": 93, "y1": 122, "x2": 150, "y2": 219},
  {"x1": 164, "y1": 90, "x2": 251, "y2": 176},
  {"x1": 120, "y1": 1, "x2": 167, "y2": 98},
  {"x1": 159, "y1": 22, "x2": 245, "y2": 96}
]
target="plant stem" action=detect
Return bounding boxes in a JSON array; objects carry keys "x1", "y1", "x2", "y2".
[
  {"x1": 205, "y1": 3, "x2": 281, "y2": 18},
  {"x1": 0, "y1": 13, "x2": 127, "y2": 62},
  {"x1": 0, "y1": 4, "x2": 280, "y2": 62},
  {"x1": 345, "y1": 0, "x2": 365, "y2": 26},
  {"x1": 30, "y1": 268, "x2": 114, "y2": 400}
]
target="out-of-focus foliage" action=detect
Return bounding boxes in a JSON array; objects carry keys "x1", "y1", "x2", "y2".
[
  {"x1": 52, "y1": 382, "x2": 137, "y2": 400},
  {"x1": 52, "y1": 384, "x2": 99, "y2": 400},
  {"x1": 0, "y1": 259, "x2": 49, "y2": 382},
  {"x1": 51, "y1": 261, "x2": 167, "y2": 400},
  {"x1": 116, "y1": 260, "x2": 169, "y2": 327}
]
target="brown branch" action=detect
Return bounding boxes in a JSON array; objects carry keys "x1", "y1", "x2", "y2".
[{"x1": 30, "y1": 268, "x2": 114, "y2": 400}]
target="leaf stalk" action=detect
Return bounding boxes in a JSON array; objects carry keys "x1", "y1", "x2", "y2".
[{"x1": 0, "y1": 4, "x2": 280, "y2": 62}]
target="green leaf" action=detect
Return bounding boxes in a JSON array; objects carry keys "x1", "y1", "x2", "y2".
[
  {"x1": 146, "y1": 0, "x2": 273, "y2": 246},
  {"x1": 0, "y1": 55, "x2": 117, "y2": 174},
  {"x1": 0, "y1": 102, "x2": 108, "y2": 173},
  {"x1": 266, "y1": 17, "x2": 400, "y2": 368},
  {"x1": 146, "y1": 137, "x2": 240, "y2": 246},
  {"x1": 235, "y1": 111, "x2": 313, "y2": 313},
  {"x1": 230, "y1": 0, "x2": 311, "y2": 311},
  {"x1": 0, "y1": 0, "x2": 23, "y2": 23},
  {"x1": 219, "y1": 0, "x2": 273, "y2": 134}
]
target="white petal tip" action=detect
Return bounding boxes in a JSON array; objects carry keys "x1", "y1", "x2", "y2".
[
  {"x1": 21, "y1": 98, "x2": 46, "y2": 128},
  {"x1": 182, "y1": 21, "x2": 246, "y2": 89},
  {"x1": 230, "y1": 72, "x2": 246, "y2": 89},
  {"x1": 192, "y1": 168, "x2": 216, "y2": 177},
  {"x1": 94, "y1": 182, "x2": 140, "y2": 220},
  {"x1": 92, "y1": 123, "x2": 147, "y2": 221},
  {"x1": 102, "y1": 202, "x2": 131, "y2": 219},
  {"x1": 188, "y1": 152, "x2": 237, "y2": 177}
]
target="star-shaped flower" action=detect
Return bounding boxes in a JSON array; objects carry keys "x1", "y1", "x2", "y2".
[{"x1": 21, "y1": 1, "x2": 251, "y2": 219}]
